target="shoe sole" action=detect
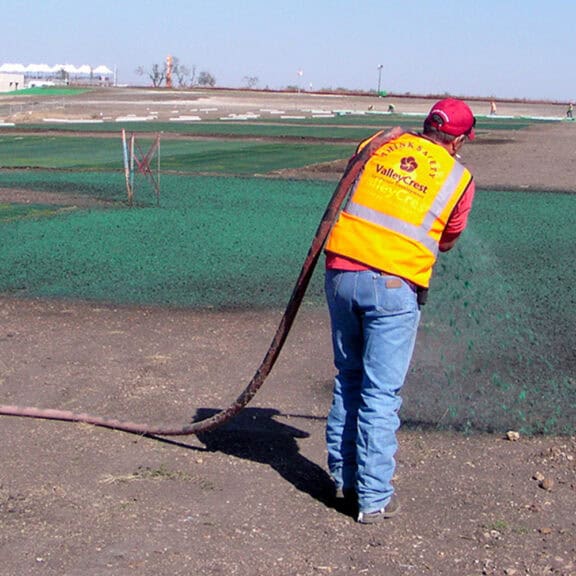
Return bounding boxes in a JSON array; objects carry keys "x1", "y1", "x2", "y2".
[{"x1": 357, "y1": 498, "x2": 400, "y2": 523}]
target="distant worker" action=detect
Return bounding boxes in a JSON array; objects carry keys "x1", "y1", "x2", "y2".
[
  {"x1": 324, "y1": 98, "x2": 477, "y2": 523},
  {"x1": 490, "y1": 100, "x2": 497, "y2": 115},
  {"x1": 567, "y1": 103, "x2": 573, "y2": 119},
  {"x1": 387, "y1": 103, "x2": 396, "y2": 113}
]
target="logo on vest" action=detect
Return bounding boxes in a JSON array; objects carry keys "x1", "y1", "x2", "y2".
[
  {"x1": 375, "y1": 162, "x2": 429, "y2": 195},
  {"x1": 376, "y1": 138, "x2": 439, "y2": 179},
  {"x1": 400, "y1": 156, "x2": 418, "y2": 172}
]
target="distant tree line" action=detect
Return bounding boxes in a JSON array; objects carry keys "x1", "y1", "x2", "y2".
[{"x1": 136, "y1": 57, "x2": 216, "y2": 88}]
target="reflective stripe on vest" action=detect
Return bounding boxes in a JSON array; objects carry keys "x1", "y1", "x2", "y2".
[{"x1": 344, "y1": 160, "x2": 468, "y2": 256}]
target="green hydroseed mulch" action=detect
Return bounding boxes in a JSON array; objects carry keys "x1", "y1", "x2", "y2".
[
  {"x1": 0, "y1": 202, "x2": 74, "y2": 222},
  {"x1": 417, "y1": 190, "x2": 575, "y2": 435},
  {"x1": 0, "y1": 172, "x2": 574, "y2": 434},
  {"x1": 0, "y1": 174, "x2": 329, "y2": 306},
  {"x1": 0, "y1": 171, "x2": 127, "y2": 202}
]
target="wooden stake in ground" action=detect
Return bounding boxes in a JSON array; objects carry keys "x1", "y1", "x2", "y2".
[{"x1": 121, "y1": 129, "x2": 133, "y2": 205}]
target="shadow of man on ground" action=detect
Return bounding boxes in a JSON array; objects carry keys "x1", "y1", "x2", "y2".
[{"x1": 194, "y1": 407, "x2": 353, "y2": 517}]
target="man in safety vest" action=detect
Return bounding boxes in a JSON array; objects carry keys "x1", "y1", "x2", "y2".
[{"x1": 324, "y1": 98, "x2": 476, "y2": 523}]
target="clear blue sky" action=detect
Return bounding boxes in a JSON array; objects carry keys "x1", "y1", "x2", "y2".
[{"x1": 2, "y1": 0, "x2": 575, "y2": 101}]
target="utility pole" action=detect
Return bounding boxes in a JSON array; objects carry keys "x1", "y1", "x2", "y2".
[{"x1": 377, "y1": 64, "x2": 383, "y2": 96}]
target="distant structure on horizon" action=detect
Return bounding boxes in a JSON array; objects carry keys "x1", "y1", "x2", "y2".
[{"x1": 0, "y1": 63, "x2": 115, "y2": 92}]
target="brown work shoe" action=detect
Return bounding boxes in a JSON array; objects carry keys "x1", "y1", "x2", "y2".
[
  {"x1": 357, "y1": 494, "x2": 400, "y2": 524},
  {"x1": 335, "y1": 487, "x2": 357, "y2": 501},
  {"x1": 333, "y1": 486, "x2": 358, "y2": 517}
]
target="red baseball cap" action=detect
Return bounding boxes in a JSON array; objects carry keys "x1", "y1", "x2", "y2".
[{"x1": 425, "y1": 98, "x2": 476, "y2": 140}]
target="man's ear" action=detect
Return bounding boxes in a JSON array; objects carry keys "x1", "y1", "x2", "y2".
[{"x1": 448, "y1": 136, "x2": 465, "y2": 156}]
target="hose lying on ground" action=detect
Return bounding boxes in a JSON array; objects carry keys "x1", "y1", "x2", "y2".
[{"x1": 0, "y1": 128, "x2": 401, "y2": 436}]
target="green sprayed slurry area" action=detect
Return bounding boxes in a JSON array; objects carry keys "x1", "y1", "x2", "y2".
[
  {"x1": 0, "y1": 171, "x2": 127, "y2": 204},
  {"x1": 0, "y1": 203, "x2": 75, "y2": 221},
  {"x1": 0, "y1": 175, "x2": 330, "y2": 306},
  {"x1": 1, "y1": 179, "x2": 574, "y2": 434},
  {"x1": 414, "y1": 190, "x2": 575, "y2": 435}
]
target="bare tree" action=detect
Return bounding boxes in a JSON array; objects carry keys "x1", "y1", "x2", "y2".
[
  {"x1": 175, "y1": 65, "x2": 190, "y2": 88},
  {"x1": 137, "y1": 58, "x2": 206, "y2": 88},
  {"x1": 198, "y1": 71, "x2": 216, "y2": 87},
  {"x1": 135, "y1": 63, "x2": 165, "y2": 87},
  {"x1": 171, "y1": 57, "x2": 194, "y2": 88},
  {"x1": 243, "y1": 76, "x2": 259, "y2": 89},
  {"x1": 187, "y1": 65, "x2": 197, "y2": 87}
]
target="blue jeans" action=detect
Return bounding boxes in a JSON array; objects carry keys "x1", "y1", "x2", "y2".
[{"x1": 325, "y1": 269, "x2": 420, "y2": 514}]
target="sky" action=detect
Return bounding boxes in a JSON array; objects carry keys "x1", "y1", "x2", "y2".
[{"x1": 2, "y1": 0, "x2": 575, "y2": 101}]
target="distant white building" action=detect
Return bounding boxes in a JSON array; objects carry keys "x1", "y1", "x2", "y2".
[
  {"x1": 0, "y1": 63, "x2": 114, "y2": 89},
  {"x1": 0, "y1": 72, "x2": 24, "y2": 92}
]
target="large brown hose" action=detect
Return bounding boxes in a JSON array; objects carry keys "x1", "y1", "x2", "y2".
[{"x1": 0, "y1": 128, "x2": 401, "y2": 436}]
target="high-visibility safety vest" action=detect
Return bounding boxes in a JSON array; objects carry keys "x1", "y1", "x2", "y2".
[{"x1": 325, "y1": 132, "x2": 473, "y2": 287}]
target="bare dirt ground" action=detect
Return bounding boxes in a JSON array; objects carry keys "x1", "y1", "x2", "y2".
[{"x1": 1, "y1": 89, "x2": 575, "y2": 576}]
